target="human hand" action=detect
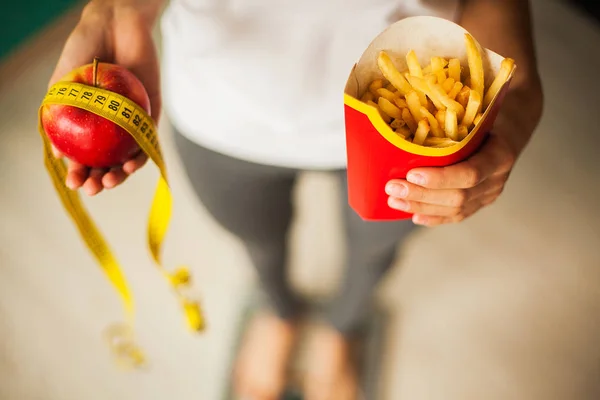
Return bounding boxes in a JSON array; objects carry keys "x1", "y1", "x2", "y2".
[
  {"x1": 385, "y1": 133, "x2": 517, "y2": 226},
  {"x1": 48, "y1": 2, "x2": 161, "y2": 195}
]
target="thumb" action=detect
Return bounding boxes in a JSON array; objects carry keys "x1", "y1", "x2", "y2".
[{"x1": 51, "y1": 144, "x2": 64, "y2": 158}]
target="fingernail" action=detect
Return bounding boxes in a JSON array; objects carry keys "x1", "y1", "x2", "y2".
[
  {"x1": 65, "y1": 178, "x2": 76, "y2": 190},
  {"x1": 413, "y1": 214, "x2": 426, "y2": 225},
  {"x1": 390, "y1": 198, "x2": 409, "y2": 211},
  {"x1": 407, "y1": 172, "x2": 426, "y2": 185},
  {"x1": 385, "y1": 183, "x2": 407, "y2": 198}
]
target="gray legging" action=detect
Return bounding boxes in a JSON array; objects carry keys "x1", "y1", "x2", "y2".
[{"x1": 174, "y1": 130, "x2": 417, "y2": 335}]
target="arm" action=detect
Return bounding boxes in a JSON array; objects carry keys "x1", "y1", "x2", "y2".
[
  {"x1": 458, "y1": 0, "x2": 544, "y2": 155},
  {"x1": 82, "y1": 0, "x2": 167, "y2": 27},
  {"x1": 386, "y1": 0, "x2": 544, "y2": 225}
]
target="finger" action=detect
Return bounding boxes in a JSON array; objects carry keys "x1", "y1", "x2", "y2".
[
  {"x1": 66, "y1": 160, "x2": 90, "y2": 190},
  {"x1": 412, "y1": 191, "x2": 500, "y2": 226},
  {"x1": 51, "y1": 145, "x2": 64, "y2": 158},
  {"x1": 406, "y1": 134, "x2": 516, "y2": 190},
  {"x1": 49, "y1": 25, "x2": 107, "y2": 87},
  {"x1": 386, "y1": 180, "x2": 466, "y2": 207},
  {"x1": 83, "y1": 168, "x2": 107, "y2": 196},
  {"x1": 412, "y1": 214, "x2": 449, "y2": 227},
  {"x1": 388, "y1": 197, "x2": 460, "y2": 217},
  {"x1": 102, "y1": 167, "x2": 128, "y2": 189},
  {"x1": 122, "y1": 152, "x2": 148, "y2": 175},
  {"x1": 385, "y1": 176, "x2": 506, "y2": 207}
]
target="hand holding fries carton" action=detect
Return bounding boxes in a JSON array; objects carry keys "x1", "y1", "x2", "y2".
[{"x1": 344, "y1": 16, "x2": 516, "y2": 221}]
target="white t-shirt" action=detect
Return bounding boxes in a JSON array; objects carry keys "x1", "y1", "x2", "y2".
[{"x1": 160, "y1": 0, "x2": 461, "y2": 169}]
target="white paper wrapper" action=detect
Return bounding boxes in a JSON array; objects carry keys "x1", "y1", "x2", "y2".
[{"x1": 345, "y1": 16, "x2": 509, "y2": 100}]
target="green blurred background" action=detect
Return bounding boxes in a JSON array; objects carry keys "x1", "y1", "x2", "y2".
[{"x1": 1, "y1": 0, "x2": 80, "y2": 60}]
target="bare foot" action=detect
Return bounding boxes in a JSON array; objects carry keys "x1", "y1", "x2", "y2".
[
  {"x1": 234, "y1": 312, "x2": 298, "y2": 400},
  {"x1": 304, "y1": 326, "x2": 359, "y2": 400}
]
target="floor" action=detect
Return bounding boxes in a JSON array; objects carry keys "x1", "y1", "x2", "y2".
[{"x1": 1, "y1": 0, "x2": 599, "y2": 399}]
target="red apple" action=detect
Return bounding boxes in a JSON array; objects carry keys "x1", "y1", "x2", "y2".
[{"x1": 41, "y1": 60, "x2": 151, "y2": 168}]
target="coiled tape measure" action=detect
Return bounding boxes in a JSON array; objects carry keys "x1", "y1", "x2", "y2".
[{"x1": 38, "y1": 80, "x2": 205, "y2": 368}]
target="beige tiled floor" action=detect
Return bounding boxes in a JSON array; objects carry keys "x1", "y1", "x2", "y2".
[{"x1": 1, "y1": 0, "x2": 600, "y2": 399}]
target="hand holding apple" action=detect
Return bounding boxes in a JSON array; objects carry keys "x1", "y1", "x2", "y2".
[{"x1": 46, "y1": 2, "x2": 160, "y2": 195}]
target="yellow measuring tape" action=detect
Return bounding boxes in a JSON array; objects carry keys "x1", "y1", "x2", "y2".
[{"x1": 38, "y1": 81, "x2": 205, "y2": 368}]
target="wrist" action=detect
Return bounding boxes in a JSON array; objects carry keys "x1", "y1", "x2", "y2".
[
  {"x1": 82, "y1": 0, "x2": 163, "y2": 27},
  {"x1": 495, "y1": 78, "x2": 544, "y2": 157}
]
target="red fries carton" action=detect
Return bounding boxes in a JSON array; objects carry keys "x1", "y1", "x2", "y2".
[{"x1": 344, "y1": 16, "x2": 516, "y2": 221}]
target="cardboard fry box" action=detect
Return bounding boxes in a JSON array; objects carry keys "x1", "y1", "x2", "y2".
[{"x1": 344, "y1": 16, "x2": 516, "y2": 221}]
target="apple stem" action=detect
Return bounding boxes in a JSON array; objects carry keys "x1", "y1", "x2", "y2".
[{"x1": 92, "y1": 57, "x2": 99, "y2": 87}]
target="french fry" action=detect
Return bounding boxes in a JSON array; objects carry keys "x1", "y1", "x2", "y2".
[
  {"x1": 460, "y1": 90, "x2": 482, "y2": 128},
  {"x1": 474, "y1": 112, "x2": 484, "y2": 126},
  {"x1": 420, "y1": 106, "x2": 445, "y2": 138},
  {"x1": 456, "y1": 86, "x2": 471, "y2": 108},
  {"x1": 428, "y1": 81, "x2": 465, "y2": 119},
  {"x1": 369, "y1": 79, "x2": 384, "y2": 96},
  {"x1": 435, "y1": 109, "x2": 446, "y2": 127},
  {"x1": 404, "y1": 75, "x2": 428, "y2": 106},
  {"x1": 424, "y1": 137, "x2": 459, "y2": 147},
  {"x1": 447, "y1": 81, "x2": 463, "y2": 100},
  {"x1": 448, "y1": 58, "x2": 461, "y2": 82},
  {"x1": 390, "y1": 118, "x2": 406, "y2": 129},
  {"x1": 361, "y1": 91, "x2": 374, "y2": 103},
  {"x1": 458, "y1": 125, "x2": 469, "y2": 140},
  {"x1": 405, "y1": 91, "x2": 423, "y2": 122},
  {"x1": 426, "y1": 99, "x2": 436, "y2": 114},
  {"x1": 445, "y1": 109, "x2": 459, "y2": 141},
  {"x1": 465, "y1": 33, "x2": 485, "y2": 99},
  {"x1": 396, "y1": 126, "x2": 411, "y2": 139},
  {"x1": 407, "y1": 76, "x2": 445, "y2": 111},
  {"x1": 367, "y1": 100, "x2": 392, "y2": 123},
  {"x1": 406, "y1": 50, "x2": 423, "y2": 77},
  {"x1": 393, "y1": 97, "x2": 408, "y2": 109},
  {"x1": 402, "y1": 107, "x2": 418, "y2": 133},
  {"x1": 377, "y1": 51, "x2": 413, "y2": 96},
  {"x1": 425, "y1": 75, "x2": 437, "y2": 85},
  {"x1": 361, "y1": 42, "x2": 511, "y2": 148},
  {"x1": 378, "y1": 97, "x2": 403, "y2": 119},
  {"x1": 376, "y1": 88, "x2": 398, "y2": 102},
  {"x1": 442, "y1": 77, "x2": 455, "y2": 93},
  {"x1": 431, "y1": 57, "x2": 447, "y2": 84},
  {"x1": 413, "y1": 119, "x2": 430, "y2": 146},
  {"x1": 483, "y1": 58, "x2": 515, "y2": 108},
  {"x1": 417, "y1": 91, "x2": 428, "y2": 106},
  {"x1": 433, "y1": 142, "x2": 458, "y2": 148}
]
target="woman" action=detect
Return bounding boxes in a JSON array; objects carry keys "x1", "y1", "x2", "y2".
[{"x1": 48, "y1": 0, "x2": 543, "y2": 398}]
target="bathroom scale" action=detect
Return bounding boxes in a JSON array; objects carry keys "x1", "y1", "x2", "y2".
[{"x1": 223, "y1": 290, "x2": 387, "y2": 400}]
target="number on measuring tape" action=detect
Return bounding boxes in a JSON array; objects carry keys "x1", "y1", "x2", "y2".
[
  {"x1": 108, "y1": 99, "x2": 120, "y2": 111},
  {"x1": 78, "y1": 90, "x2": 94, "y2": 104},
  {"x1": 132, "y1": 113, "x2": 142, "y2": 127},
  {"x1": 94, "y1": 95, "x2": 106, "y2": 105},
  {"x1": 121, "y1": 107, "x2": 132, "y2": 119},
  {"x1": 104, "y1": 97, "x2": 121, "y2": 116}
]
